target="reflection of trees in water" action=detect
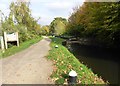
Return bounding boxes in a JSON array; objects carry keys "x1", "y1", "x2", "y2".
[
  {"x1": 67, "y1": 44, "x2": 73, "y2": 51},
  {"x1": 69, "y1": 43, "x2": 119, "y2": 63},
  {"x1": 66, "y1": 43, "x2": 119, "y2": 84}
]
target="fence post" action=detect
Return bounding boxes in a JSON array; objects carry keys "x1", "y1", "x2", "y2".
[
  {"x1": 0, "y1": 36, "x2": 4, "y2": 51},
  {"x1": 16, "y1": 32, "x2": 19, "y2": 47},
  {"x1": 4, "y1": 32, "x2": 7, "y2": 49}
]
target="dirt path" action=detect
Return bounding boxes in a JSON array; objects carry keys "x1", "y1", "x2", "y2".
[{"x1": 0, "y1": 37, "x2": 54, "y2": 84}]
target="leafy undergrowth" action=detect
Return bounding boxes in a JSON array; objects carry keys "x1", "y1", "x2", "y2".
[
  {"x1": 47, "y1": 37, "x2": 106, "y2": 85},
  {"x1": 2, "y1": 37, "x2": 42, "y2": 58}
]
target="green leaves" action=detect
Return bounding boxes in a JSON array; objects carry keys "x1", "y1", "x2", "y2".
[
  {"x1": 49, "y1": 17, "x2": 67, "y2": 35},
  {"x1": 67, "y1": 2, "x2": 120, "y2": 48},
  {"x1": 40, "y1": 25, "x2": 49, "y2": 35},
  {"x1": 1, "y1": 1, "x2": 41, "y2": 43}
]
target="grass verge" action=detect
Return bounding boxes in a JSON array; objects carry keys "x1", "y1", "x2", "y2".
[
  {"x1": 1, "y1": 37, "x2": 42, "y2": 58},
  {"x1": 47, "y1": 37, "x2": 106, "y2": 84}
]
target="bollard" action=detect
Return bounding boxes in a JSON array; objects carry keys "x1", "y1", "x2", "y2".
[
  {"x1": 68, "y1": 70, "x2": 77, "y2": 84},
  {"x1": 55, "y1": 45, "x2": 58, "y2": 48}
]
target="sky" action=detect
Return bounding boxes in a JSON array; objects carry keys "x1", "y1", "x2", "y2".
[{"x1": 0, "y1": 0, "x2": 85, "y2": 25}]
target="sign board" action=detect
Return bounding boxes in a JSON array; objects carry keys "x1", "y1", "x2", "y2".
[
  {"x1": 4, "y1": 32, "x2": 19, "y2": 49},
  {"x1": 7, "y1": 33, "x2": 17, "y2": 41}
]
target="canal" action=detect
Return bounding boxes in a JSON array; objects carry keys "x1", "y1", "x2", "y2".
[{"x1": 66, "y1": 42, "x2": 119, "y2": 85}]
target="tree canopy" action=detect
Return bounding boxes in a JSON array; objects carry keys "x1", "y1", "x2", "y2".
[
  {"x1": 49, "y1": 17, "x2": 67, "y2": 35},
  {"x1": 66, "y1": 2, "x2": 120, "y2": 48},
  {"x1": 1, "y1": 1, "x2": 41, "y2": 42}
]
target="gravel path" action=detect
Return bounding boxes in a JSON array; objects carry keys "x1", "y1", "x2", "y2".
[{"x1": 0, "y1": 37, "x2": 54, "y2": 84}]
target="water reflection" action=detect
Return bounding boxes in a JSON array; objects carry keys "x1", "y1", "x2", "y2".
[{"x1": 67, "y1": 43, "x2": 119, "y2": 85}]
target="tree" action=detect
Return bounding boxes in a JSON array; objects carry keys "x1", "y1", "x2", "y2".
[
  {"x1": 67, "y1": 2, "x2": 120, "y2": 48},
  {"x1": 40, "y1": 25, "x2": 49, "y2": 35},
  {"x1": 49, "y1": 17, "x2": 67, "y2": 35},
  {"x1": 1, "y1": 0, "x2": 41, "y2": 42}
]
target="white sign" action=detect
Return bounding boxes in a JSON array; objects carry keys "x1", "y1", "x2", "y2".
[
  {"x1": 4, "y1": 32, "x2": 19, "y2": 49},
  {"x1": 7, "y1": 33, "x2": 17, "y2": 41}
]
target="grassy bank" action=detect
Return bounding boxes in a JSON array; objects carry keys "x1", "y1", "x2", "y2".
[
  {"x1": 47, "y1": 37, "x2": 106, "y2": 84},
  {"x1": 2, "y1": 37, "x2": 42, "y2": 58}
]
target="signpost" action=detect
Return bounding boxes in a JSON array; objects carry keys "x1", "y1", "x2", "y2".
[
  {"x1": 4, "y1": 32, "x2": 19, "y2": 49},
  {"x1": 0, "y1": 36, "x2": 4, "y2": 51}
]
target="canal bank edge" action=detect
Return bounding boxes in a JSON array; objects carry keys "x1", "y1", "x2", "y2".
[{"x1": 47, "y1": 37, "x2": 106, "y2": 84}]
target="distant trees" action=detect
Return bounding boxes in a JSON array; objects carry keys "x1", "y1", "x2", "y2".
[
  {"x1": 0, "y1": 10, "x2": 4, "y2": 36},
  {"x1": 49, "y1": 17, "x2": 67, "y2": 35},
  {"x1": 40, "y1": 25, "x2": 49, "y2": 35},
  {"x1": 66, "y1": 2, "x2": 120, "y2": 48}
]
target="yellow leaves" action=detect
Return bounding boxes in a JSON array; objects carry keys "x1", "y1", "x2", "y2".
[
  {"x1": 80, "y1": 67, "x2": 83, "y2": 70},
  {"x1": 53, "y1": 60, "x2": 56, "y2": 65},
  {"x1": 61, "y1": 61, "x2": 64, "y2": 64},
  {"x1": 78, "y1": 79, "x2": 82, "y2": 84},
  {"x1": 60, "y1": 61, "x2": 64, "y2": 65},
  {"x1": 63, "y1": 70, "x2": 67, "y2": 74},
  {"x1": 52, "y1": 78, "x2": 59, "y2": 82},
  {"x1": 64, "y1": 79, "x2": 68, "y2": 84},
  {"x1": 94, "y1": 81, "x2": 96, "y2": 84},
  {"x1": 53, "y1": 66, "x2": 57, "y2": 72},
  {"x1": 67, "y1": 64, "x2": 72, "y2": 69}
]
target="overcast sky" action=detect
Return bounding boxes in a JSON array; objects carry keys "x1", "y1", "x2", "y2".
[{"x1": 0, "y1": 0, "x2": 85, "y2": 25}]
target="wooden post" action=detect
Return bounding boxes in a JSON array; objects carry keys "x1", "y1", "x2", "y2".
[
  {"x1": 0, "y1": 36, "x2": 4, "y2": 51},
  {"x1": 16, "y1": 32, "x2": 19, "y2": 47},
  {"x1": 4, "y1": 32, "x2": 8, "y2": 49}
]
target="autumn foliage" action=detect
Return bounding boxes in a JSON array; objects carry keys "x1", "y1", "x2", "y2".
[{"x1": 66, "y1": 2, "x2": 120, "y2": 48}]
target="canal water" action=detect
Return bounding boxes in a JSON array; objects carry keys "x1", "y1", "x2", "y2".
[{"x1": 66, "y1": 43, "x2": 119, "y2": 85}]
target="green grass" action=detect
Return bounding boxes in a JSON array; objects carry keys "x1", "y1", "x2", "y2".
[
  {"x1": 47, "y1": 37, "x2": 106, "y2": 84},
  {"x1": 2, "y1": 37, "x2": 43, "y2": 58}
]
